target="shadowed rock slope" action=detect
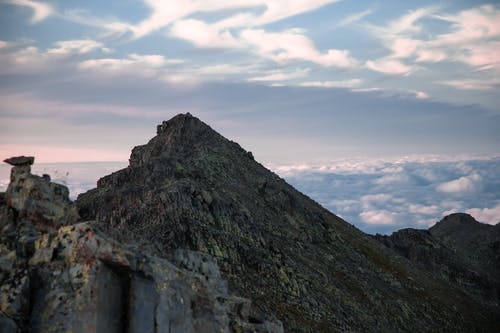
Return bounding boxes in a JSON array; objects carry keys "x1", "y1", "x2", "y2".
[
  {"x1": 77, "y1": 113, "x2": 499, "y2": 332},
  {"x1": 375, "y1": 213, "x2": 500, "y2": 314}
]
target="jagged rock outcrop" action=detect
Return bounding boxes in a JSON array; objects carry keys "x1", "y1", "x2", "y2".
[
  {"x1": 77, "y1": 113, "x2": 500, "y2": 332},
  {"x1": 3, "y1": 156, "x2": 78, "y2": 231},
  {"x1": 375, "y1": 213, "x2": 500, "y2": 311},
  {"x1": 0, "y1": 157, "x2": 282, "y2": 333}
]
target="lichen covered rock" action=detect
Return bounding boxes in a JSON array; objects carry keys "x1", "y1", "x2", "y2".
[
  {"x1": 0, "y1": 157, "x2": 282, "y2": 333},
  {"x1": 4, "y1": 156, "x2": 77, "y2": 230},
  {"x1": 77, "y1": 114, "x2": 500, "y2": 332}
]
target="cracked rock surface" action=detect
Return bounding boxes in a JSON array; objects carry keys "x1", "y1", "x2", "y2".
[
  {"x1": 76, "y1": 113, "x2": 499, "y2": 332},
  {"x1": 0, "y1": 156, "x2": 282, "y2": 333}
]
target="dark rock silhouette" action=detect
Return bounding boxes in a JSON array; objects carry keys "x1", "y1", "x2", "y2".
[
  {"x1": 75, "y1": 113, "x2": 499, "y2": 332},
  {"x1": 375, "y1": 213, "x2": 500, "y2": 312}
]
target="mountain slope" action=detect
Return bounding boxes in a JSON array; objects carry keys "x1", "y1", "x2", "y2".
[
  {"x1": 375, "y1": 213, "x2": 500, "y2": 311},
  {"x1": 77, "y1": 113, "x2": 498, "y2": 332}
]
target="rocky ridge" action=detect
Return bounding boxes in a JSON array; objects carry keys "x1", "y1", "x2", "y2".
[
  {"x1": 0, "y1": 156, "x2": 283, "y2": 333},
  {"x1": 374, "y1": 213, "x2": 500, "y2": 311},
  {"x1": 76, "y1": 113, "x2": 499, "y2": 332}
]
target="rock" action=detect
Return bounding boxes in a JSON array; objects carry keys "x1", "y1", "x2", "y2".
[
  {"x1": 77, "y1": 113, "x2": 500, "y2": 332},
  {"x1": 374, "y1": 213, "x2": 500, "y2": 312},
  {"x1": 0, "y1": 162, "x2": 281, "y2": 333},
  {"x1": 1, "y1": 219, "x2": 282, "y2": 333},
  {"x1": 0, "y1": 313, "x2": 18, "y2": 333},
  {"x1": 3, "y1": 156, "x2": 78, "y2": 231},
  {"x1": 3, "y1": 156, "x2": 34, "y2": 166},
  {"x1": 2, "y1": 114, "x2": 498, "y2": 332}
]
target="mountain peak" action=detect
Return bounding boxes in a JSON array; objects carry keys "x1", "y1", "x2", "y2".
[
  {"x1": 129, "y1": 113, "x2": 229, "y2": 167},
  {"x1": 77, "y1": 114, "x2": 499, "y2": 332},
  {"x1": 437, "y1": 213, "x2": 478, "y2": 226},
  {"x1": 430, "y1": 213, "x2": 492, "y2": 240},
  {"x1": 155, "y1": 112, "x2": 199, "y2": 136}
]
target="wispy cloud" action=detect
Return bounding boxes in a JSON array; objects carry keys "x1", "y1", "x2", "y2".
[
  {"x1": 240, "y1": 28, "x2": 359, "y2": 67},
  {"x1": 1, "y1": 0, "x2": 53, "y2": 23},
  {"x1": 248, "y1": 68, "x2": 310, "y2": 82},
  {"x1": 363, "y1": 4, "x2": 500, "y2": 79},
  {"x1": 95, "y1": 0, "x2": 341, "y2": 40},
  {"x1": 0, "y1": 39, "x2": 112, "y2": 75},
  {"x1": 300, "y1": 79, "x2": 363, "y2": 88},
  {"x1": 337, "y1": 9, "x2": 373, "y2": 27},
  {"x1": 367, "y1": 6, "x2": 439, "y2": 37},
  {"x1": 47, "y1": 39, "x2": 110, "y2": 55},
  {"x1": 170, "y1": 19, "x2": 241, "y2": 49},
  {"x1": 366, "y1": 58, "x2": 415, "y2": 75},
  {"x1": 440, "y1": 79, "x2": 500, "y2": 90}
]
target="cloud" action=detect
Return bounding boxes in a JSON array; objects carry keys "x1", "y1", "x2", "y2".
[
  {"x1": 248, "y1": 69, "x2": 310, "y2": 82},
  {"x1": 439, "y1": 79, "x2": 500, "y2": 90},
  {"x1": 300, "y1": 79, "x2": 362, "y2": 88},
  {"x1": 415, "y1": 49, "x2": 447, "y2": 63},
  {"x1": 436, "y1": 173, "x2": 482, "y2": 193},
  {"x1": 276, "y1": 156, "x2": 499, "y2": 234},
  {"x1": 466, "y1": 204, "x2": 500, "y2": 225},
  {"x1": 1, "y1": 0, "x2": 53, "y2": 23},
  {"x1": 47, "y1": 39, "x2": 110, "y2": 55},
  {"x1": 0, "y1": 45, "x2": 47, "y2": 74},
  {"x1": 383, "y1": 6, "x2": 439, "y2": 36},
  {"x1": 359, "y1": 210, "x2": 396, "y2": 225},
  {"x1": 408, "y1": 204, "x2": 439, "y2": 215},
  {"x1": 361, "y1": 194, "x2": 393, "y2": 203},
  {"x1": 351, "y1": 87, "x2": 382, "y2": 93},
  {"x1": 386, "y1": 37, "x2": 421, "y2": 59},
  {"x1": 430, "y1": 5, "x2": 500, "y2": 71},
  {"x1": 374, "y1": 172, "x2": 412, "y2": 185},
  {"x1": 240, "y1": 28, "x2": 359, "y2": 67},
  {"x1": 337, "y1": 9, "x2": 372, "y2": 27},
  {"x1": 170, "y1": 19, "x2": 241, "y2": 49},
  {"x1": 366, "y1": 58, "x2": 414, "y2": 75},
  {"x1": 432, "y1": 5, "x2": 500, "y2": 45},
  {"x1": 0, "y1": 39, "x2": 110, "y2": 74},
  {"x1": 249, "y1": 0, "x2": 340, "y2": 26},
  {"x1": 413, "y1": 91, "x2": 429, "y2": 99},
  {"x1": 100, "y1": 0, "x2": 340, "y2": 40},
  {"x1": 363, "y1": 3, "x2": 500, "y2": 84},
  {"x1": 77, "y1": 53, "x2": 184, "y2": 79}
]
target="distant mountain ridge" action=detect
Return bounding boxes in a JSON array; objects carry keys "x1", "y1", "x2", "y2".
[
  {"x1": 375, "y1": 213, "x2": 500, "y2": 311},
  {"x1": 76, "y1": 113, "x2": 499, "y2": 332}
]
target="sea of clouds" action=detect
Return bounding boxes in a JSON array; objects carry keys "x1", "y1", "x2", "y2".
[
  {"x1": 1, "y1": 156, "x2": 499, "y2": 235},
  {"x1": 272, "y1": 155, "x2": 500, "y2": 234}
]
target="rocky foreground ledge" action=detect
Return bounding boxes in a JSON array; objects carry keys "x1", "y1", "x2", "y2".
[{"x1": 0, "y1": 156, "x2": 283, "y2": 333}]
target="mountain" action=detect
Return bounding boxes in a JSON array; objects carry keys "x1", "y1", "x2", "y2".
[
  {"x1": 375, "y1": 213, "x2": 500, "y2": 311},
  {"x1": 0, "y1": 155, "x2": 283, "y2": 332},
  {"x1": 76, "y1": 113, "x2": 499, "y2": 332}
]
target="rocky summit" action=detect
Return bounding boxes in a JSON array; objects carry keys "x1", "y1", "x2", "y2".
[{"x1": 73, "y1": 113, "x2": 499, "y2": 332}]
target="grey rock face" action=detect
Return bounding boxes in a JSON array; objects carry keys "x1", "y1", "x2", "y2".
[
  {"x1": 4, "y1": 156, "x2": 78, "y2": 231},
  {"x1": 0, "y1": 157, "x2": 282, "y2": 333},
  {"x1": 375, "y1": 213, "x2": 500, "y2": 312}
]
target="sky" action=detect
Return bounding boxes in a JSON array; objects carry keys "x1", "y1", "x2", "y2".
[{"x1": 0, "y1": 1, "x2": 499, "y2": 233}]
